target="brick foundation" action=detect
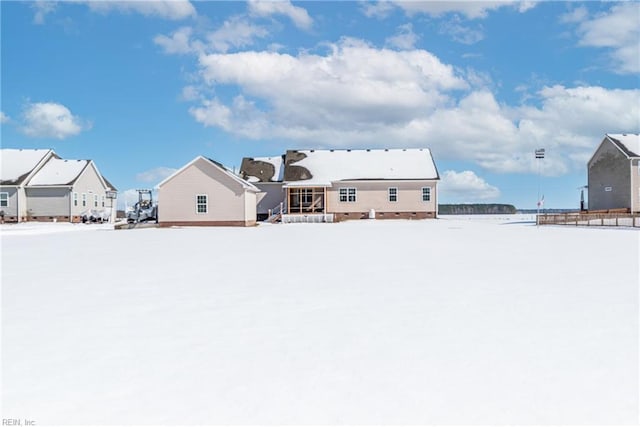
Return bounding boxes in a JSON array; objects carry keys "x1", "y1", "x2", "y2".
[
  {"x1": 333, "y1": 211, "x2": 436, "y2": 222},
  {"x1": 159, "y1": 220, "x2": 257, "y2": 227}
]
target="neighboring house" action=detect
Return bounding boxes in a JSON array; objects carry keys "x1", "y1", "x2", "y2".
[
  {"x1": 241, "y1": 148, "x2": 440, "y2": 222},
  {"x1": 157, "y1": 156, "x2": 264, "y2": 227},
  {"x1": 588, "y1": 134, "x2": 640, "y2": 213},
  {"x1": 0, "y1": 148, "x2": 117, "y2": 223}
]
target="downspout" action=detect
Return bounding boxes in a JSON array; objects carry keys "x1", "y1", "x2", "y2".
[
  {"x1": 631, "y1": 160, "x2": 635, "y2": 213},
  {"x1": 16, "y1": 186, "x2": 20, "y2": 223}
]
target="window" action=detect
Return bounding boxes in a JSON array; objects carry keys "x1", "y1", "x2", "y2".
[
  {"x1": 339, "y1": 187, "x2": 357, "y2": 202},
  {"x1": 196, "y1": 194, "x2": 208, "y2": 214},
  {"x1": 101, "y1": 196, "x2": 105, "y2": 207},
  {"x1": 82, "y1": 193, "x2": 87, "y2": 207},
  {"x1": 388, "y1": 187, "x2": 398, "y2": 202},
  {"x1": 94, "y1": 194, "x2": 99, "y2": 208},
  {"x1": 0, "y1": 192, "x2": 8, "y2": 207},
  {"x1": 73, "y1": 192, "x2": 78, "y2": 206},
  {"x1": 422, "y1": 187, "x2": 431, "y2": 202}
]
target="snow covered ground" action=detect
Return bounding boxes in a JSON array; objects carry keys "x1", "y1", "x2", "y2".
[{"x1": 2, "y1": 216, "x2": 638, "y2": 424}]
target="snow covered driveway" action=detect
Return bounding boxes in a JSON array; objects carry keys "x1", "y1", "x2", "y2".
[{"x1": 2, "y1": 218, "x2": 638, "y2": 424}]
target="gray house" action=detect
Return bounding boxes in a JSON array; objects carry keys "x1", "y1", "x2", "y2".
[
  {"x1": 588, "y1": 134, "x2": 640, "y2": 213},
  {"x1": 0, "y1": 148, "x2": 117, "y2": 222}
]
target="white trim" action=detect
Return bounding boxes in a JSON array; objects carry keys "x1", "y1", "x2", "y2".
[
  {"x1": 339, "y1": 187, "x2": 357, "y2": 203},
  {"x1": 195, "y1": 194, "x2": 208, "y2": 214},
  {"x1": 422, "y1": 186, "x2": 431, "y2": 202},
  {"x1": 388, "y1": 187, "x2": 398, "y2": 202},
  {"x1": 0, "y1": 191, "x2": 8, "y2": 207}
]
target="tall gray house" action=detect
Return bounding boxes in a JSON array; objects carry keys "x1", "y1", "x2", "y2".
[{"x1": 588, "y1": 134, "x2": 640, "y2": 213}]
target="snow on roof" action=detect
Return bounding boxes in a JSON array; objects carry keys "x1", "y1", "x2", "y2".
[
  {"x1": 608, "y1": 134, "x2": 640, "y2": 158},
  {"x1": 242, "y1": 156, "x2": 285, "y2": 183},
  {"x1": 284, "y1": 148, "x2": 439, "y2": 187},
  {"x1": 28, "y1": 158, "x2": 89, "y2": 186},
  {"x1": 0, "y1": 149, "x2": 54, "y2": 184}
]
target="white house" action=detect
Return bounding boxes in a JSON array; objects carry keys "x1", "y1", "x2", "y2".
[{"x1": 157, "y1": 156, "x2": 264, "y2": 227}]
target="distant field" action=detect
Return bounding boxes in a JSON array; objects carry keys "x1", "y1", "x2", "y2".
[{"x1": 2, "y1": 217, "x2": 638, "y2": 424}]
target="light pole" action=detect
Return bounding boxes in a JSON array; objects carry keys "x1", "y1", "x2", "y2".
[{"x1": 535, "y1": 148, "x2": 545, "y2": 225}]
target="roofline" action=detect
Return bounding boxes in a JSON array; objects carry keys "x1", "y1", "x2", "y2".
[
  {"x1": 588, "y1": 135, "x2": 638, "y2": 166},
  {"x1": 607, "y1": 134, "x2": 640, "y2": 159},
  {"x1": 14, "y1": 149, "x2": 57, "y2": 187},
  {"x1": 158, "y1": 156, "x2": 261, "y2": 192}
]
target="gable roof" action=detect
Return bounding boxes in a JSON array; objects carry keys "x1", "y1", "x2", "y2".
[
  {"x1": 0, "y1": 148, "x2": 56, "y2": 185},
  {"x1": 607, "y1": 134, "x2": 640, "y2": 159},
  {"x1": 158, "y1": 156, "x2": 261, "y2": 192},
  {"x1": 283, "y1": 148, "x2": 440, "y2": 187},
  {"x1": 27, "y1": 158, "x2": 91, "y2": 186}
]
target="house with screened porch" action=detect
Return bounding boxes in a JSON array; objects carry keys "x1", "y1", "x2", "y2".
[{"x1": 241, "y1": 148, "x2": 440, "y2": 223}]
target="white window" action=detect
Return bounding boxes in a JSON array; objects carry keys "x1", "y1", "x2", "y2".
[
  {"x1": 73, "y1": 192, "x2": 78, "y2": 206},
  {"x1": 422, "y1": 187, "x2": 431, "y2": 202},
  {"x1": 0, "y1": 192, "x2": 8, "y2": 207},
  {"x1": 388, "y1": 187, "x2": 398, "y2": 202},
  {"x1": 196, "y1": 194, "x2": 208, "y2": 214},
  {"x1": 339, "y1": 187, "x2": 357, "y2": 202},
  {"x1": 82, "y1": 193, "x2": 87, "y2": 207},
  {"x1": 94, "y1": 194, "x2": 99, "y2": 207},
  {"x1": 101, "y1": 196, "x2": 105, "y2": 207}
]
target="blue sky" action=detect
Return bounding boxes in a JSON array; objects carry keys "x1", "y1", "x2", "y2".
[{"x1": 2, "y1": 1, "x2": 639, "y2": 209}]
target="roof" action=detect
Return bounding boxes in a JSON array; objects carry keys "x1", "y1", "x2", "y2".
[
  {"x1": 240, "y1": 155, "x2": 285, "y2": 183},
  {"x1": 158, "y1": 156, "x2": 261, "y2": 192},
  {"x1": 0, "y1": 149, "x2": 55, "y2": 185},
  {"x1": 27, "y1": 158, "x2": 91, "y2": 186},
  {"x1": 283, "y1": 148, "x2": 440, "y2": 187},
  {"x1": 102, "y1": 175, "x2": 118, "y2": 192},
  {"x1": 607, "y1": 134, "x2": 640, "y2": 158}
]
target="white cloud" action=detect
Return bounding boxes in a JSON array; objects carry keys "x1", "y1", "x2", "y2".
[
  {"x1": 207, "y1": 16, "x2": 269, "y2": 53},
  {"x1": 559, "y1": 6, "x2": 588, "y2": 24},
  {"x1": 32, "y1": 1, "x2": 57, "y2": 24},
  {"x1": 135, "y1": 167, "x2": 177, "y2": 184},
  {"x1": 154, "y1": 26, "x2": 197, "y2": 54},
  {"x1": 21, "y1": 102, "x2": 90, "y2": 139},
  {"x1": 568, "y1": 2, "x2": 640, "y2": 74},
  {"x1": 85, "y1": 0, "x2": 196, "y2": 20},
  {"x1": 169, "y1": 37, "x2": 637, "y2": 177},
  {"x1": 392, "y1": 1, "x2": 536, "y2": 19},
  {"x1": 155, "y1": 18, "x2": 268, "y2": 55},
  {"x1": 440, "y1": 170, "x2": 500, "y2": 202},
  {"x1": 0, "y1": 112, "x2": 9, "y2": 124},
  {"x1": 440, "y1": 16, "x2": 484, "y2": 45},
  {"x1": 361, "y1": 1, "x2": 396, "y2": 19},
  {"x1": 385, "y1": 23, "x2": 418, "y2": 50},
  {"x1": 248, "y1": 0, "x2": 313, "y2": 30}
]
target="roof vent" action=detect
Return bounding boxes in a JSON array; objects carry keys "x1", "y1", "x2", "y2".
[{"x1": 384, "y1": 149, "x2": 389, "y2": 151}]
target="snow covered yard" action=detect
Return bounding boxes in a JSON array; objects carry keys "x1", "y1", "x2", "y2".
[{"x1": 1, "y1": 217, "x2": 638, "y2": 425}]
